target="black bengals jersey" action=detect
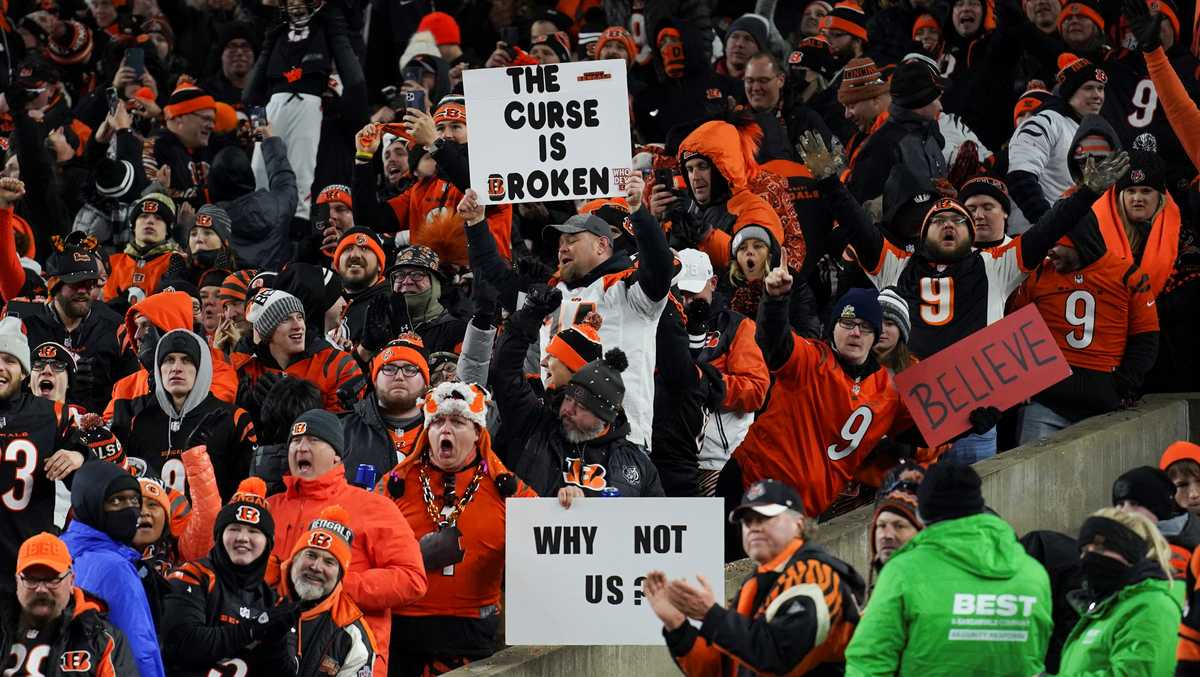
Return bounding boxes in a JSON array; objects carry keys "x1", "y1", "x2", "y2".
[{"x1": 0, "y1": 392, "x2": 77, "y2": 592}]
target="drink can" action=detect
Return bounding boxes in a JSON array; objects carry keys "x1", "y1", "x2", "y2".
[
  {"x1": 354, "y1": 464, "x2": 378, "y2": 489},
  {"x1": 600, "y1": 487, "x2": 621, "y2": 498}
]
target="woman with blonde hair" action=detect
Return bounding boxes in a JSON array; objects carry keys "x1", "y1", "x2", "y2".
[{"x1": 1054, "y1": 507, "x2": 1179, "y2": 675}]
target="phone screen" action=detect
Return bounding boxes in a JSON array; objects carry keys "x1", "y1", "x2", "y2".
[{"x1": 125, "y1": 48, "x2": 145, "y2": 77}]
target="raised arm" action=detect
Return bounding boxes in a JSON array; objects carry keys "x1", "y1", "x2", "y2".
[
  {"x1": 626, "y1": 173, "x2": 673, "y2": 303},
  {"x1": 459, "y1": 189, "x2": 523, "y2": 310},
  {"x1": 1018, "y1": 153, "x2": 1130, "y2": 265},
  {"x1": 799, "y1": 131, "x2": 885, "y2": 271},
  {"x1": 756, "y1": 262, "x2": 797, "y2": 371}
]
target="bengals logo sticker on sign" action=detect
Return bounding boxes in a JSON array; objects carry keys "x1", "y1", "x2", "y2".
[
  {"x1": 60, "y1": 651, "x2": 92, "y2": 672},
  {"x1": 236, "y1": 506, "x2": 261, "y2": 524},
  {"x1": 487, "y1": 174, "x2": 505, "y2": 200}
]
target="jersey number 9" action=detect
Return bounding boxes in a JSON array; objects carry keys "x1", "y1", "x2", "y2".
[{"x1": 827, "y1": 406, "x2": 874, "y2": 461}]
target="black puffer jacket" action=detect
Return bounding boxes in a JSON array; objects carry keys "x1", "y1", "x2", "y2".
[{"x1": 491, "y1": 308, "x2": 665, "y2": 498}]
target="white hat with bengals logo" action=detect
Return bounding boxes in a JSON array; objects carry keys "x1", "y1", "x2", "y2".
[{"x1": 215, "y1": 477, "x2": 275, "y2": 544}]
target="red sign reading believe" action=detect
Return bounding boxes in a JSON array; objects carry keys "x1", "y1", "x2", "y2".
[{"x1": 895, "y1": 305, "x2": 1072, "y2": 448}]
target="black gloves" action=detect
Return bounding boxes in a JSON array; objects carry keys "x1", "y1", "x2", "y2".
[
  {"x1": 471, "y1": 275, "x2": 499, "y2": 330},
  {"x1": 667, "y1": 209, "x2": 707, "y2": 250},
  {"x1": 72, "y1": 356, "x2": 109, "y2": 407},
  {"x1": 1124, "y1": 0, "x2": 1163, "y2": 52},
  {"x1": 420, "y1": 526, "x2": 466, "y2": 570},
  {"x1": 697, "y1": 362, "x2": 727, "y2": 411},
  {"x1": 968, "y1": 406, "x2": 1002, "y2": 435},
  {"x1": 685, "y1": 298, "x2": 713, "y2": 335},
  {"x1": 248, "y1": 372, "x2": 285, "y2": 410},
  {"x1": 185, "y1": 409, "x2": 226, "y2": 450},
  {"x1": 360, "y1": 294, "x2": 413, "y2": 354},
  {"x1": 253, "y1": 599, "x2": 302, "y2": 642},
  {"x1": 136, "y1": 324, "x2": 162, "y2": 375},
  {"x1": 336, "y1": 374, "x2": 367, "y2": 411},
  {"x1": 509, "y1": 285, "x2": 562, "y2": 335}
]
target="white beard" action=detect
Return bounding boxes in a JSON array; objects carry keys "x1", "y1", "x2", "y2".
[{"x1": 291, "y1": 576, "x2": 331, "y2": 601}]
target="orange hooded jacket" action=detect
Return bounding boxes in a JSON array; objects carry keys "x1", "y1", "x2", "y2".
[
  {"x1": 103, "y1": 292, "x2": 238, "y2": 422},
  {"x1": 676, "y1": 121, "x2": 792, "y2": 271},
  {"x1": 268, "y1": 465, "x2": 427, "y2": 670}
]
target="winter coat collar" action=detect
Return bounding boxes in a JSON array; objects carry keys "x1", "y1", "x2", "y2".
[
  {"x1": 283, "y1": 464, "x2": 351, "y2": 502},
  {"x1": 62, "y1": 521, "x2": 141, "y2": 563}
]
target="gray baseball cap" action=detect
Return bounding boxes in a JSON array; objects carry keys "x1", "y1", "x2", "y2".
[{"x1": 545, "y1": 214, "x2": 613, "y2": 239}]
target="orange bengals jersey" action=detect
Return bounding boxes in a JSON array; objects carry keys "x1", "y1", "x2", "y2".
[
  {"x1": 732, "y1": 337, "x2": 910, "y2": 516},
  {"x1": 1010, "y1": 252, "x2": 1159, "y2": 373}
]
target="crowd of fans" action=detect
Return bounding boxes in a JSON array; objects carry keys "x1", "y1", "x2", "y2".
[{"x1": 0, "y1": 0, "x2": 1193, "y2": 673}]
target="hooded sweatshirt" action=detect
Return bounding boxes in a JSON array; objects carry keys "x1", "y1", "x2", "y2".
[
  {"x1": 845, "y1": 513, "x2": 1053, "y2": 676},
  {"x1": 124, "y1": 329, "x2": 257, "y2": 501},
  {"x1": 106, "y1": 292, "x2": 239, "y2": 423},
  {"x1": 62, "y1": 461, "x2": 167, "y2": 677}
]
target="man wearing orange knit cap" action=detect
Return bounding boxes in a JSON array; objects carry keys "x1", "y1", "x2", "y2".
[{"x1": 280, "y1": 505, "x2": 379, "y2": 677}]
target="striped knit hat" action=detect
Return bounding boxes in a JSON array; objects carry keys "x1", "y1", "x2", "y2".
[
  {"x1": 838, "y1": 57, "x2": 888, "y2": 104},
  {"x1": 219, "y1": 269, "x2": 257, "y2": 305},
  {"x1": 1013, "y1": 83, "x2": 1052, "y2": 126},
  {"x1": 164, "y1": 80, "x2": 216, "y2": 120},
  {"x1": 546, "y1": 312, "x2": 603, "y2": 374},
  {"x1": 877, "y1": 287, "x2": 911, "y2": 343},
  {"x1": 247, "y1": 289, "x2": 305, "y2": 342},
  {"x1": 194, "y1": 205, "x2": 232, "y2": 245},
  {"x1": 433, "y1": 96, "x2": 467, "y2": 126},
  {"x1": 822, "y1": 1, "x2": 868, "y2": 41},
  {"x1": 47, "y1": 21, "x2": 93, "y2": 65},
  {"x1": 316, "y1": 184, "x2": 352, "y2": 209}
]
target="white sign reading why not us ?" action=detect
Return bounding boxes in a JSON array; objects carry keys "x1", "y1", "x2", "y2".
[{"x1": 505, "y1": 497, "x2": 724, "y2": 645}]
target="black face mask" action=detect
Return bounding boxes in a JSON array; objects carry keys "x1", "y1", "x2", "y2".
[
  {"x1": 1081, "y1": 551, "x2": 1132, "y2": 600},
  {"x1": 193, "y1": 249, "x2": 221, "y2": 268},
  {"x1": 102, "y1": 506, "x2": 141, "y2": 545}
]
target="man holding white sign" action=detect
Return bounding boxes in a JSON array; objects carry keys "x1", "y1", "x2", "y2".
[{"x1": 645, "y1": 479, "x2": 865, "y2": 675}]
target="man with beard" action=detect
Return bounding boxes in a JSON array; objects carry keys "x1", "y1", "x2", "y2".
[
  {"x1": 801, "y1": 132, "x2": 1130, "y2": 462},
  {"x1": 867, "y1": 465, "x2": 925, "y2": 597},
  {"x1": 7, "y1": 236, "x2": 126, "y2": 413},
  {"x1": 61, "y1": 461, "x2": 165, "y2": 677},
  {"x1": 162, "y1": 478, "x2": 300, "y2": 676},
  {"x1": 279, "y1": 506, "x2": 378, "y2": 677},
  {"x1": 352, "y1": 125, "x2": 416, "y2": 211},
  {"x1": 331, "y1": 227, "x2": 402, "y2": 352},
  {"x1": 0, "y1": 318, "x2": 88, "y2": 591},
  {"x1": 313, "y1": 185, "x2": 357, "y2": 258},
  {"x1": 213, "y1": 269, "x2": 257, "y2": 356},
  {"x1": 268, "y1": 409, "x2": 427, "y2": 671},
  {"x1": 3, "y1": 533, "x2": 137, "y2": 675},
  {"x1": 493, "y1": 288, "x2": 664, "y2": 500},
  {"x1": 341, "y1": 337, "x2": 429, "y2": 483}
]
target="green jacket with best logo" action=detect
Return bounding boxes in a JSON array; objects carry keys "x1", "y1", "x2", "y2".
[{"x1": 845, "y1": 512, "x2": 1053, "y2": 676}]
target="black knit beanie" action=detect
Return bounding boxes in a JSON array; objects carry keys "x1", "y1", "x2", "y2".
[
  {"x1": 917, "y1": 460, "x2": 985, "y2": 524},
  {"x1": 1111, "y1": 466, "x2": 1176, "y2": 520},
  {"x1": 565, "y1": 349, "x2": 628, "y2": 424}
]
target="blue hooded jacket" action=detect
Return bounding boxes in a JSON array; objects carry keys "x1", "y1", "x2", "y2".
[{"x1": 61, "y1": 461, "x2": 166, "y2": 677}]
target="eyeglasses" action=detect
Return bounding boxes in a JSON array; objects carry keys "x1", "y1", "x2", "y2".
[
  {"x1": 929, "y1": 214, "x2": 969, "y2": 227},
  {"x1": 18, "y1": 570, "x2": 69, "y2": 590},
  {"x1": 32, "y1": 360, "x2": 68, "y2": 373},
  {"x1": 380, "y1": 363, "x2": 422, "y2": 378},
  {"x1": 837, "y1": 318, "x2": 876, "y2": 335},
  {"x1": 393, "y1": 270, "x2": 428, "y2": 282}
]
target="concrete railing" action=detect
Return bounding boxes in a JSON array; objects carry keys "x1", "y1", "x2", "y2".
[{"x1": 447, "y1": 396, "x2": 1195, "y2": 677}]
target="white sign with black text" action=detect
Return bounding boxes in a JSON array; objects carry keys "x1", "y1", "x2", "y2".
[
  {"x1": 505, "y1": 497, "x2": 724, "y2": 645},
  {"x1": 463, "y1": 59, "x2": 633, "y2": 205}
]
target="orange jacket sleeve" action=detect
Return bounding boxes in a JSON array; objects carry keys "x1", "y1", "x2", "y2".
[
  {"x1": 720, "y1": 318, "x2": 770, "y2": 413},
  {"x1": 671, "y1": 635, "x2": 728, "y2": 677},
  {"x1": 341, "y1": 494, "x2": 429, "y2": 613},
  {"x1": 210, "y1": 350, "x2": 239, "y2": 403},
  {"x1": 698, "y1": 228, "x2": 732, "y2": 272},
  {"x1": 176, "y1": 446, "x2": 220, "y2": 561},
  {"x1": 1145, "y1": 47, "x2": 1200, "y2": 172},
  {"x1": 485, "y1": 205, "x2": 513, "y2": 261},
  {"x1": 0, "y1": 209, "x2": 22, "y2": 302}
]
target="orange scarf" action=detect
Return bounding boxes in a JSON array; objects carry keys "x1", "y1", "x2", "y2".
[{"x1": 1093, "y1": 187, "x2": 1180, "y2": 297}]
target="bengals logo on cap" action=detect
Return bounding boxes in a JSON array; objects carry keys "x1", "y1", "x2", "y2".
[
  {"x1": 236, "y1": 506, "x2": 261, "y2": 524},
  {"x1": 142, "y1": 201, "x2": 159, "y2": 213},
  {"x1": 1094, "y1": 68, "x2": 1107, "y2": 83},
  {"x1": 36, "y1": 345, "x2": 58, "y2": 358},
  {"x1": 788, "y1": 51, "x2": 802, "y2": 64},
  {"x1": 251, "y1": 289, "x2": 273, "y2": 306},
  {"x1": 487, "y1": 174, "x2": 505, "y2": 200},
  {"x1": 308, "y1": 532, "x2": 334, "y2": 549},
  {"x1": 355, "y1": 234, "x2": 368, "y2": 246},
  {"x1": 72, "y1": 251, "x2": 91, "y2": 263},
  {"x1": 195, "y1": 214, "x2": 213, "y2": 227},
  {"x1": 291, "y1": 421, "x2": 308, "y2": 436},
  {"x1": 59, "y1": 651, "x2": 92, "y2": 672}
]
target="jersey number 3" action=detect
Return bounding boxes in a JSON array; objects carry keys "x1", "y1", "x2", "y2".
[
  {"x1": 3, "y1": 439, "x2": 38, "y2": 511},
  {"x1": 919, "y1": 278, "x2": 954, "y2": 326},
  {"x1": 827, "y1": 406, "x2": 874, "y2": 461}
]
